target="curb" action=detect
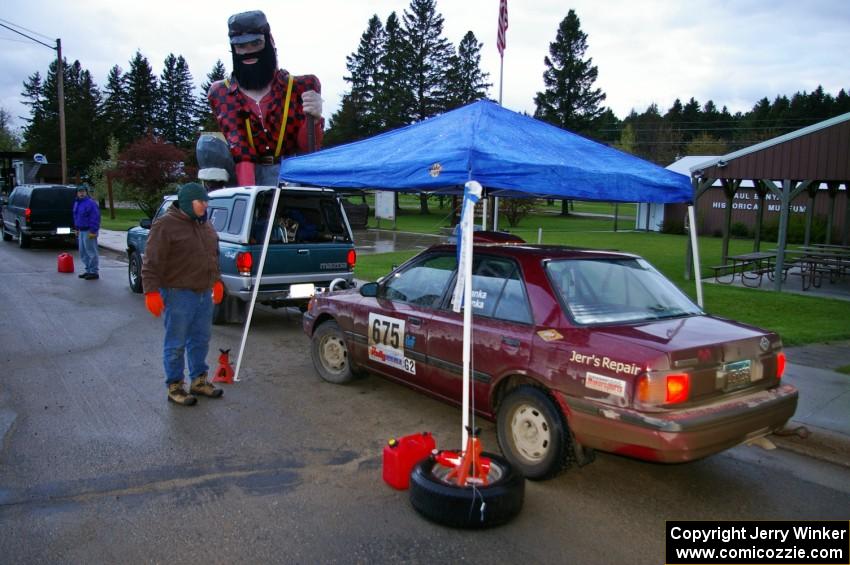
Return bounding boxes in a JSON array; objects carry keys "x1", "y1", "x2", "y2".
[{"x1": 771, "y1": 421, "x2": 850, "y2": 469}]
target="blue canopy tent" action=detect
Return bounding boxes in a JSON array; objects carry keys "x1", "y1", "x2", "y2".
[{"x1": 279, "y1": 99, "x2": 692, "y2": 203}]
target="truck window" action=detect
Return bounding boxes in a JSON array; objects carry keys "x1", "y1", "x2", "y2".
[
  {"x1": 209, "y1": 207, "x2": 228, "y2": 232},
  {"x1": 228, "y1": 198, "x2": 247, "y2": 234}
]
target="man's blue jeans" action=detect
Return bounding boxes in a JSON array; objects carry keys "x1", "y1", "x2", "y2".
[
  {"x1": 162, "y1": 288, "x2": 213, "y2": 386},
  {"x1": 78, "y1": 232, "x2": 99, "y2": 274}
]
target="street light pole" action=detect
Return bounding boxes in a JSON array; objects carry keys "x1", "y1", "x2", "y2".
[{"x1": 56, "y1": 38, "x2": 67, "y2": 184}]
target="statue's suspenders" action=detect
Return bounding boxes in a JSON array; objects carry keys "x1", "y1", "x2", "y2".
[{"x1": 241, "y1": 75, "x2": 295, "y2": 158}]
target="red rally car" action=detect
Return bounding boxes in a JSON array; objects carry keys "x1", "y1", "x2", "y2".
[{"x1": 302, "y1": 242, "x2": 798, "y2": 479}]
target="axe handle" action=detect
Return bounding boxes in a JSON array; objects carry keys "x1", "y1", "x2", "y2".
[{"x1": 306, "y1": 116, "x2": 316, "y2": 153}]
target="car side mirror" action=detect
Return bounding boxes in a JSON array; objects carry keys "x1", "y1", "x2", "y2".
[
  {"x1": 359, "y1": 282, "x2": 378, "y2": 297},
  {"x1": 140, "y1": 218, "x2": 152, "y2": 229}
]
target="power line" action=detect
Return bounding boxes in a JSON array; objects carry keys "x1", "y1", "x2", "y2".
[
  {"x1": 0, "y1": 21, "x2": 55, "y2": 50},
  {"x1": 0, "y1": 17, "x2": 54, "y2": 42}
]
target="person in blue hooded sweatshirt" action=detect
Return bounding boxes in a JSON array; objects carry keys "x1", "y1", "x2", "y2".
[{"x1": 73, "y1": 185, "x2": 100, "y2": 280}]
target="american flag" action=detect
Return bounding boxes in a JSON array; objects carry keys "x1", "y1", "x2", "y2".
[{"x1": 496, "y1": 0, "x2": 508, "y2": 57}]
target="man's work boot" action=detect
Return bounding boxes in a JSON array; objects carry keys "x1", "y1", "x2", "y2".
[
  {"x1": 168, "y1": 381, "x2": 197, "y2": 406},
  {"x1": 190, "y1": 373, "x2": 223, "y2": 398}
]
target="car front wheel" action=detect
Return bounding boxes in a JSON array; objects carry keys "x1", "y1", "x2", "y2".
[
  {"x1": 310, "y1": 320, "x2": 353, "y2": 384},
  {"x1": 128, "y1": 252, "x2": 143, "y2": 293},
  {"x1": 496, "y1": 385, "x2": 570, "y2": 480}
]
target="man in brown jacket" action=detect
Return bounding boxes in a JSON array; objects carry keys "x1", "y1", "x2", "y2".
[{"x1": 142, "y1": 183, "x2": 226, "y2": 406}]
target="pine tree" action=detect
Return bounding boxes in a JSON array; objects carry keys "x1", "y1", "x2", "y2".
[
  {"x1": 329, "y1": 15, "x2": 387, "y2": 144},
  {"x1": 444, "y1": 31, "x2": 491, "y2": 110},
  {"x1": 374, "y1": 12, "x2": 414, "y2": 130},
  {"x1": 63, "y1": 61, "x2": 104, "y2": 176},
  {"x1": 158, "y1": 53, "x2": 197, "y2": 147},
  {"x1": 402, "y1": 0, "x2": 454, "y2": 121},
  {"x1": 101, "y1": 65, "x2": 130, "y2": 147},
  {"x1": 21, "y1": 59, "x2": 105, "y2": 177},
  {"x1": 197, "y1": 59, "x2": 227, "y2": 133},
  {"x1": 534, "y1": 9, "x2": 606, "y2": 134},
  {"x1": 124, "y1": 51, "x2": 159, "y2": 141}
]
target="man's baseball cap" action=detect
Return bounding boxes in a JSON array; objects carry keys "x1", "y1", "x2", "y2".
[{"x1": 228, "y1": 10, "x2": 270, "y2": 45}]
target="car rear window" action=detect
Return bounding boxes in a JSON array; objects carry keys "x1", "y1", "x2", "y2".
[
  {"x1": 547, "y1": 257, "x2": 702, "y2": 325},
  {"x1": 30, "y1": 188, "x2": 75, "y2": 208}
]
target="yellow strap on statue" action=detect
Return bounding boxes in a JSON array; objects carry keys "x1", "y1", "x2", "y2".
[
  {"x1": 274, "y1": 75, "x2": 295, "y2": 159},
  {"x1": 245, "y1": 118, "x2": 255, "y2": 150}
]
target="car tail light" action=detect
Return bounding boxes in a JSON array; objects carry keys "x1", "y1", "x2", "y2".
[
  {"x1": 347, "y1": 249, "x2": 356, "y2": 270},
  {"x1": 24, "y1": 207, "x2": 31, "y2": 224},
  {"x1": 636, "y1": 372, "x2": 690, "y2": 406},
  {"x1": 776, "y1": 352, "x2": 786, "y2": 379},
  {"x1": 665, "y1": 374, "x2": 690, "y2": 404},
  {"x1": 236, "y1": 251, "x2": 253, "y2": 276}
]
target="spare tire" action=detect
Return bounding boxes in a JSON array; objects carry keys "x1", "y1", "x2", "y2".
[{"x1": 409, "y1": 451, "x2": 524, "y2": 529}]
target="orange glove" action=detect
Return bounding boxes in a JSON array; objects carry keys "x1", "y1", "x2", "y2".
[
  {"x1": 145, "y1": 292, "x2": 164, "y2": 317},
  {"x1": 212, "y1": 281, "x2": 224, "y2": 304}
]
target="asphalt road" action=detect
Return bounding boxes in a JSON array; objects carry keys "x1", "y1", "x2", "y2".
[{"x1": 1, "y1": 241, "x2": 849, "y2": 564}]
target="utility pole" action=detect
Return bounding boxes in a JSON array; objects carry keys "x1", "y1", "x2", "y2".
[
  {"x1": 57, "y1": 38, "x2": 67, "y2": 184},
  {"x1": 0, "y1": 21, "x2": 67, "y2": 183}
]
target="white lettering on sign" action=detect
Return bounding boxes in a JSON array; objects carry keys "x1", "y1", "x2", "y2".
[
  {"x1": 368, "y1": 312, "x2": 416, "y2": 375},
  {"x1": 585, "y1": 372, "x2": 626, "y2": 397},
  {"x1": 569, "y1": 350, "x2": 641, "y2": 376}
]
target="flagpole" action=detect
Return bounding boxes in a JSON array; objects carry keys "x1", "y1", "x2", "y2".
[{"x1": 494, "y1": 54, "x2": 504, "y2": 231}]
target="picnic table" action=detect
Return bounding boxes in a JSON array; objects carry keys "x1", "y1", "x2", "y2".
[
  {"x1": 774, "y1": 246, "x2": 850, "y2": 290},
  {"x1": 710, "y1": 251, "x2": 781, "y2": 287}
]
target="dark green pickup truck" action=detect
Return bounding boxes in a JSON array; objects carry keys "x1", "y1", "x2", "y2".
[{"x1": 127, "y1": 186, "x2": 356, "y2": 323}]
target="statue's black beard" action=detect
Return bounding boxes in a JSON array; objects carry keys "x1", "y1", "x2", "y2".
[{"x1": 232, "y1": 40, "x2": 277, "y2": 91}]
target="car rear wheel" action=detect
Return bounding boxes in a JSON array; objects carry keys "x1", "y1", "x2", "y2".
[
  {"x1": 496, "y1": 385, "x2": 570, "y2": 480},
  {"x1": 408, "y1": 452, "x2": 524, "y2": 529},
  {"x1": 311, "y1": 320, "x2": 353, "y2": 384},
  {"x1": 2, "y1": 224, "x2": 11, "y2": 242},
  {"x1": 128, "y1": 252, "x2": 143, "y2": 293},
  {"x1": 17, "y1": 225, "x2": 30, "y2": 248}
]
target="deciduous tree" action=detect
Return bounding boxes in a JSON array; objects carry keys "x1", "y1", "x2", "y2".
[{"x1": 114, "y1": 135, "x2": 188, "y2": 217}]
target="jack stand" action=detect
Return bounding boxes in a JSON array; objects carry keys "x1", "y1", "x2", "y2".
[
  {"x1": 212, "y1": 348, "x2": 235, "y2": 384},
  {"x1": 444, "y1": 427, "x2": 490, "y2": 487}
]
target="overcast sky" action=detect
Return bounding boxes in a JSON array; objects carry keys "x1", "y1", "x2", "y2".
[{"x1": 2, "y1": 0, "x2": 848, "y2": 136}]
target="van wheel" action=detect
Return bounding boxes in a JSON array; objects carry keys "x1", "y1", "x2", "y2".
[
  {"x1": 17, "y1": 226, "x2": 31, "y2": 248},
  {"x1": 128, "y1": 252, "x2": 143, "y2": 293},
  {"x1": 496, "y1": 386, "x2": 571, "y2": 480},
  {"x1": 311, "y1": 320, "x2": 353, "y2": 384}
]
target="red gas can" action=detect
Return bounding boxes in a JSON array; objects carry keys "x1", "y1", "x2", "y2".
[
  {"x1": 57, "y1": 253, "x2": 75, "y2": 273},
  {"x1": 382, "y1": 431, "x2": 436, "y2": 490}
]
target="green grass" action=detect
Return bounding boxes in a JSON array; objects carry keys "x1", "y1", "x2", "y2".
[
  {"x1": 354, "y1": 213, "x2": 850, "y2": 347},
  {"x1": 837, "y1": 365, "x2": 850, "y2": 375},
  {"x1": 99, "y1": 207, "x2": 148, "y2": 231}
]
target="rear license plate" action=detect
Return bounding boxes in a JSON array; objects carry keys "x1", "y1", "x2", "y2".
[
  {"x1": 289, "y1": 283, "x2": 315, "y2": 299},
  {"x1": 56, "y1": 227, "x2": 71, "y2": 235},
  {"x1": 719, "y1": 359, "x2": 752, "y2": 391}
]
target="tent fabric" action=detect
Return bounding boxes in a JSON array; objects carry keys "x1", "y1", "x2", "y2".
[{"x1": 279, "y1": 100, "x2": 693, "y2": 203}]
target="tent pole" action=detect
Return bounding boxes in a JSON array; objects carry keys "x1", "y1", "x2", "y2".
[
  {"x1": 688, "y1": 205, "x2": 703, "y2": 308},
  {"x1": 493, "y1": 196, "x2": 499, "y2": 231},
  {"x1": 234, "y1": 186, "x2": 282, "y2": 381}
]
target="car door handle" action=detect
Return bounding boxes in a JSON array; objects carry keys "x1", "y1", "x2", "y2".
[
  {"x1": 502, "y1": 337, "x2": 520, "y2": 347},
  {"x1": 408, "y1": 316, "x2": 422, "y2": 326},
  {"x1": 297, "y1": 249, "x2": 309, "y2": 255}
]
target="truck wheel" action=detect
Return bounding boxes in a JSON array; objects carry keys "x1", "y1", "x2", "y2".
[
  {"x1": 311, "y1": 320, "x2": 353, "y2": 384},
  {"x1": 409, "y1": 452, "x2": 524, "y2": 529},
  {"x1": 496, "y1": 385, "x2": 571, "y2": 480},
  {"x1": 128, "y1": 252, "x2": 143, "y2": 293},
  {"x1": 17, "y1": 225, "x2": 31, "y2": 248}
]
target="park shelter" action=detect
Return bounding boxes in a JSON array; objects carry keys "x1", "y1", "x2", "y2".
[{"x1": 690, "y1": 111, "x2": 850, "y2": 290}]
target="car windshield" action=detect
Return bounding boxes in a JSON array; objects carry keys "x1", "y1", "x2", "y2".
[{"x1": 546, "y1": 257, "x2": 703, "y2": 325}]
